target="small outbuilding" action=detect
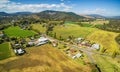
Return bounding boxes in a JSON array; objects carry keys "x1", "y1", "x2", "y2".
[
  {"x1": 91, "y1": 43, "x2": 100, "y2": 50},
  {"x1": 72, "y1": 53, "x2": 82, "y2": 59},
  {"x1": 14, "y1": 48, "x2": 26, "y2": 55}
]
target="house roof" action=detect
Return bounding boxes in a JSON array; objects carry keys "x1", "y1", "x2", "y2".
[
  {"x1": 77, "y1": 38, "x2": 83, "y2": 41},
  {"x1": 75, "y1": 53, "x2": 82, "y2": 58},
  {"x1": 14, "y1": 48, "x2": 25, "y2": 54},
  {"x1": 38, "y1": 37, "x2": 48, "y2": 42},
  {"x1": 92, "y1": 44, "x2": 100, "y2": 49}
]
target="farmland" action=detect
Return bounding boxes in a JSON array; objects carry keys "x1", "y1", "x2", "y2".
[
  {"x1": 0, "y1": 44, "x2": 92, "y2": 72},
  {"x1": 0, "y1": 43, "x2": 13, "y2": 60},
  {"x1": 87, "y1": 30, "x2": 120, "y2": 56},
  {"x1": 93, "y1": 54, "x2": 120, "y2": 72},
  {"x1": 52, "y1": 24, "x2": 96, "y2": 39},
  {"x1": 51, "y1": 24, "x2": 120, "y2": 55},
  {"x1": 3, "y1": 26, "x2": 37, "y2": 38},
  {"x1": 81, "y1": 20, "x2": 109, "y2": 25},
  {"x1": 31, "y1": 24, "x2": 46, "y2": 33},
  {"x1": 31, "y1": 23, "x2": 120, "y2": 55}
]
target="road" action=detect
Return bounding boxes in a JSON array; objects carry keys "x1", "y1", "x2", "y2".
[{"x1": 45, "y1": 35, "x2": 120, "y2": 64}]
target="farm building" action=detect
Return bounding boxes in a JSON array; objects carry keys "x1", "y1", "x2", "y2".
[
  {"x1": 75, "y1": 37, "x2": 84, "y2": 44},
  {"x1": 91, "y1": 43, "x2": 100, "y2": 49},
  {"x1": 0, "y1": 31, "x2": 4, "y2": 37},
  {"x1": 28, "y1": 41, "x2": 34, "y2": 46},
  {"x1": 14, "y1": 48, "x2": 26, "y2": 55},
  {"x1": 72, "y1": 53, "x2": 82, "y2": 59},
  {"x1": 36, "y1": 37, "x2": 49, "y2": 46}
]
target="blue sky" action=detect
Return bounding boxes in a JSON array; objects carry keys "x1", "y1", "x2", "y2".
[{"x1": 0, "y1": 0, "x2": 120, "y2": 16}]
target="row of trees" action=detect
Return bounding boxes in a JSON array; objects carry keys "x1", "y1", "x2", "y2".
[{"x1": 98, "y1": 20, "x2": 120, "y2": 32}]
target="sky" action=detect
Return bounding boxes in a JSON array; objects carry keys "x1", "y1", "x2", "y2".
[{"x1": 0, "y1": 0, "x2": 120, "y2": 16}]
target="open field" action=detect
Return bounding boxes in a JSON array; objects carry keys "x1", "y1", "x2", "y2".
[
  {"x1": 81, "y1": 20, "x2": 109, "y2": 25},
  {"x1": 52, "y1": 24, "x2": 96, "y2": 39},
  {"x1": 3, "y1": 26, "x2": 37, "y2": 37},
  {"x1": 0, "y1": 44, "x2": 92, "y2": 72},
  {"x1": 87, "y1": 30, "x2": 120, "y2": 55},
  {"x1": 31, "y1": 24, "x2": 46, "y2": 33},
  {"x1": 51, "y1": 24, "x2": 120, "y2": 55},
  {"x1": 0, "y1": 43, "x2": 13, "y2": 60},
  {"x1": 31, "y1": 23, "x2": 120, "y2": 55},
  {"x1": 93, "y1": 54, "x2": 120, "y2": 72}
]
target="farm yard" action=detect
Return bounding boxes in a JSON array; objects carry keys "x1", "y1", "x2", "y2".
[
  {"x1": 0, "y1": 43, "x2": 13, "y2": 60},
  {"x1": 3, "y1": 26, "x2": 37, "y2": 38}
]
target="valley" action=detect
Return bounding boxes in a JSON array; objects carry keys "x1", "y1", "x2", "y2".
[{"x1": 0, "y1": 9, "x2": 120, "y2": 72}]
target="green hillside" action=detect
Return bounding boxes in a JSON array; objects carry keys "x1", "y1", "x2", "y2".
[
  {"x1": 52, "y1": 24, "x2": 120, "y2": 56},
  {"x1": 87, "y1": 30, "x2": 120, "y2": 56}
]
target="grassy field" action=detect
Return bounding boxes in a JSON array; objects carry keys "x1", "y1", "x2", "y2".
[
  {"x1": 52, "y1": 24, "x2": 120, "y2": 55},
  {"x1": 93, "y1": 54, "x2": 120, "y2": 72},
  {"x1": 81, "y1": 20, "x2": 109, "y2": 25},
  {"x1": 0, "y1": 44, "x2": 92, "y2": 72},
  {"x1": 0, "y1": 43, "x2": 12, "y2": 60},
  {"x1": 31, "y1": 23, "x2": 120, "y2": 55},
  {"x1": 4, "y1": 26, "x2": 37, "y2": 37},
  {"x1": 31, "y1": 24, "x2": 46, "y2": 33},
  {"x1": 87, "y1": 30, "x2": 120, "y2": 55},
  {"x1": 52, "y1": 24, "x2": 96, "y2": 39}
]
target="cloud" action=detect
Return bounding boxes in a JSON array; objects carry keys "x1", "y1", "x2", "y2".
[
  {"x1": 83, "y1": 8, "x2": 107, "y2": 14},
  {"x1": 0, "y1": 0, "x2": 72, "y2": 12}
]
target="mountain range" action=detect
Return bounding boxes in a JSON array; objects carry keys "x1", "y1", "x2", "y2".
[{"x1": 0, "y1": 10, "x2": 120, "y2": 20}]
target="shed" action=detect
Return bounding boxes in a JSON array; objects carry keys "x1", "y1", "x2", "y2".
[{"x1": 92, "y1": 44, "x2": 100, "y2": 49}]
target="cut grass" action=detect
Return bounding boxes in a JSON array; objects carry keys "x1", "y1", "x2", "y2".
[
  {"x1": 4, "y1": 26, "x2": 37, "y2": 37},
  {"x1": 0, "y1": 44, "x2": 91, "y2": 72},
  {"x1": 0, "y1": 43, "x2": 12, "y2": 60}
]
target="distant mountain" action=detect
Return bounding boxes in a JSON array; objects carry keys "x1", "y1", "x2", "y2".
[
  {"x1": 0, "y1": 12, "x2": 10, "y2": 16},
  {"x1": 35, "y1": 10, "x2": 85, "y2": 21},
  {"x1": 0, "y1": 12, "x2": 33, "y2": 17},
  {"x1": 106, "y1": 16, "x2": 120, "y2": 19},
  {"x1": 11, "y1": 12, "x2": 33, "y2": 16},
  {"x1": 87, "y1": 14, "x2": 106, "y2": 19}
]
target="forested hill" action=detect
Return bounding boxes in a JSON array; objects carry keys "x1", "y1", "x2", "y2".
[{"x1": 35, "y1": 10, "x2": 85, "y2": 21}]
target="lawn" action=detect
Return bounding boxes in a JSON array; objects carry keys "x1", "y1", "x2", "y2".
[
  {"x1": 0, "y1": 43, "x2": 12, "y2": 60},
  {"x1": 4, "y1": 26, "x2": 37, "y2": 37},
  {"x1": 0, "y1": 44, "x2": 92, "y2": 72}
]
